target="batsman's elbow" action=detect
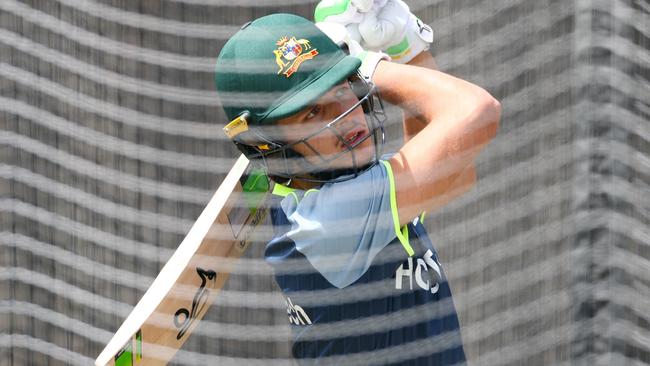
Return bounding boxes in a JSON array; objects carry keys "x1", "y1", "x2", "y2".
[
  {"x1": 478, "y1": 91, "x2": 501, "y2": 140},
  {"x1": 466, "y1": 90, "x2": 501, "y2": 152}
]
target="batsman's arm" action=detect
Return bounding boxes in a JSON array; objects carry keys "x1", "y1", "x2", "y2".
[
  {"x1": 400, "y1": 51, "x2": 476, "y2": 202},
  {"x1": 401, "y1": 51, "x2": 438, "y2": 142},
  {"x1": 373, "y1": 60, "x2": 500, "y2": 225}
]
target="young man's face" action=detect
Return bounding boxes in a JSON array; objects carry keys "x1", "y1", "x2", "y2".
[{"x1": 276, "y1": 80, "x2": 376, "y2": 172}]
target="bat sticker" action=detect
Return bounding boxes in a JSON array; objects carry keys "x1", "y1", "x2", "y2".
[{"x1": 173, "y1": 268, "x2": 217, "y2": 339}]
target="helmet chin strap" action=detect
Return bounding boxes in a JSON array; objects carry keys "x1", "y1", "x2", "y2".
[{"x1": 307, "y1": 163, "x2": 373, "y2": 182}]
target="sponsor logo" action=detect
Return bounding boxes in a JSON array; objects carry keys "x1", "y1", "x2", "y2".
[
  {"x1": 236, "y1": 205, "x2": 268, "y2": 252},
  {"x1": 395, "y1": 249, "x2": 442, "y2": 293},
  {"x1": 274, "y1": 36, "x2": 318, "y2": 78},
  {"x1": 174, "y1": 268, "x2": 217, "y2": 339},
  {"x1": 286, "y1": 297, "x2": 312, "y2": 325}
]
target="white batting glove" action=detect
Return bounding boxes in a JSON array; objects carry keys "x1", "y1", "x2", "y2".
[
  {"x1": 314, "y1": 0, "x2": 434, "y2": 64},
  {"x1": 315, "y1": 21, "x2": 389, "y2": 81},
  {"x1": 351, "y1": 0, "x2": 373, "y2": 13}
]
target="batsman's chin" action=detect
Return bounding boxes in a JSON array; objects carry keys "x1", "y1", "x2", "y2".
[{"x1": 329, "y1": 142, "x2": 377, "y2": 171}]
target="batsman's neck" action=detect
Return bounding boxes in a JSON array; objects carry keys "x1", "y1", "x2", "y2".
[{"x1": 287, "y1": 179, "x2": 320, "y2": 190}]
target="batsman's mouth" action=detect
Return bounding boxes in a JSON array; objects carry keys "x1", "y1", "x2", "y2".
[{"x1": 340, "y1": 127, "x2": 368, "y2": 149}]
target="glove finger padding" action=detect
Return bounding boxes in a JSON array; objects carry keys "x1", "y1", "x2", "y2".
[
  {"x1": 315, "y1": 22, "x2": 365, "y2": 56},
  {"x1": 314, "y1": 0, "x2": 434, "y2": 64},
  {"x1": 315, "y1": 21, "x2": 389, "y2": 81}
]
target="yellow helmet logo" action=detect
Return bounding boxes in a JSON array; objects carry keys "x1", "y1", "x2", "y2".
[{"x1": 274, "y1": 36, "x2": 319, "y2": 78}]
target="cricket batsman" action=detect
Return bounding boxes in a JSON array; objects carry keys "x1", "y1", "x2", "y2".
[{"x1": 215, "y1": 11, "x2": 500, "y2": 365}]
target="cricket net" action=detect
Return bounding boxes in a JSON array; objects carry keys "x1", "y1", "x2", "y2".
[{"x1": 1, "y1": 0, "x2": 649, "y2": 365}]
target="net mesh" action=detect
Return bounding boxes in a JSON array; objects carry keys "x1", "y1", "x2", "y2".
[{"x1": 1, "y1": 0, "x2": 649, "y2": 365}]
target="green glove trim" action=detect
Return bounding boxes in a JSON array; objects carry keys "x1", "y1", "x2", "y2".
[
  {"x1": 386, "y1": 36, "x2": 410, "y2": 57},
  {"x1": 314, "y1": 0, "x2": 351, "y2": 22}
]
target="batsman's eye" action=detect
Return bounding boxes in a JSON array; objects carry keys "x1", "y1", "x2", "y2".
[{"x1": 305, "y1": 105, "x2": 321, "y2": 120}]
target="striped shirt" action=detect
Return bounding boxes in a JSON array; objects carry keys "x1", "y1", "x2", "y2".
[{"x1": 265, "y1": 161, "x2": 466, "y2": 365}]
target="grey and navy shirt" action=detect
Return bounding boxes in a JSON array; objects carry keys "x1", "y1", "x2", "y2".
[{"x1": 265, "y1": 161, "x2": 466, "y2": 365}]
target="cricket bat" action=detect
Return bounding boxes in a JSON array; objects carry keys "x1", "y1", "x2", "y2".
[{"x1": 95, "y1": 154, "x2": 272, "y2": 366}]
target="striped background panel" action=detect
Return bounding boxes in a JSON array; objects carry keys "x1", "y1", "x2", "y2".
[{"x1": 1, "y1": 0, "x2": 648, "y2": 365}]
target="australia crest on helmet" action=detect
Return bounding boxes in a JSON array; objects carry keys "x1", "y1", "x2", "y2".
[{"x1": 274, "y1": 36, "x2": 319, "y2": 78}]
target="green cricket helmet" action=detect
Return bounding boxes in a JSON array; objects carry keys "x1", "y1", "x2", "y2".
[{"x1": 215, "y1": 13, "x2": 385, "y2": 183}]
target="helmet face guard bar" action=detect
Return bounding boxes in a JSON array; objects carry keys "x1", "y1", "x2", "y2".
[{"x1": 233, "y1": 78, "x2": 387, "y2": 184}]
